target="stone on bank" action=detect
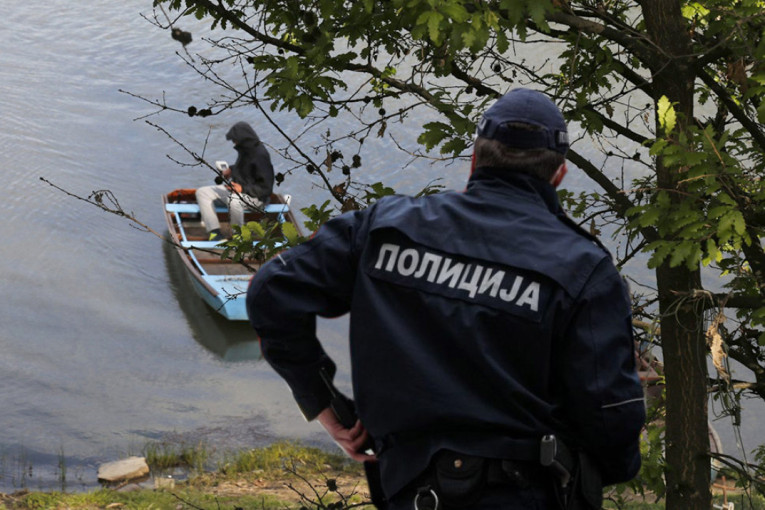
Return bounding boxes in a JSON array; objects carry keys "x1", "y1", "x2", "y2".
[{"x1": 97, "y1": 456, "x2": 150, "y2": 483}]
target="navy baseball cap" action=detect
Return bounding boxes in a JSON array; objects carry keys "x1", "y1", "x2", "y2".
[{"x1": 476, "y1": 88, "x2": 569, "y2": 154}]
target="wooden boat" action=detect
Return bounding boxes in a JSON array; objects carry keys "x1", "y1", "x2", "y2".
[{"x1": 162, "y1": 188, "x2": 302, "y2": 321}]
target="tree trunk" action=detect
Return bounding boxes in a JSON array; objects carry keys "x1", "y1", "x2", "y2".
[
  {"x1": 641, "y1": 1, "x2": 711, "y2": 508},
  {"x1": 657, "y1": 264, "x2": 710, "y2": 510}
]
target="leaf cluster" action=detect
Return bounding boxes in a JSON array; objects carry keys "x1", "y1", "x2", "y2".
[{"x1": 222, "y1": 217, "x2": 306, "y2": 264}]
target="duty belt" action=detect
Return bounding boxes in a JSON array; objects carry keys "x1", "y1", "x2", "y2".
[
  {"x1": 406, "y1": 451, "x2": 547, "y2": 510},
  {"x1": 403, "y1": 436, "x2": 603, "y2": 510}
]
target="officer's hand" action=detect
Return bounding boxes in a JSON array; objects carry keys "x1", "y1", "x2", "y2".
[{"x1": 317, "y1": 407, "x2": 377, "y2": 463}]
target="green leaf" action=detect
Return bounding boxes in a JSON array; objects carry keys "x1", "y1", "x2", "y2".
[
  {"x1": 416, "y1": 10, "x2": 444, "y2": 44},
  {"x1": 669, "y1": 242, "x2": 692, "y2": 268},
  {"x1": 295, "y1": 94, "x2": 315, "y2": 118},
  {"x1": 418, "y1": 121, "x2": 453, "y2": 149},
  {"x1": 246, "y1": 221, "x2": 266, "y2": 238},
  {"x1": 732, "y1": 210, "x2": 747, "y2": 236},
  {"x1": 681, "y1": 2, "x2": 710, "y2": 21},
  {"x1": 364, "y1": 182, "x2": 396, "y2": 203},
  {"x1": 240, "y1": 224, "x2": 252, "y2": 242},
  {"x1": 440, "y1": 137, "x2": 468, "y2": 156},
  {"x1": 428, "y1": 11, "x2": 444, "y2": 43},
  {"x1": 657, "y1": 95, "x2": 676, "y2": 133},
  {"x1": 301, "y1": 200, "x2": 334, "y2": 232},
  {"x1": 281, "y1": 221, "x2": 301, "y2": 244},
  {"x1": 649, "y1": 138, "x2": 668, "y2": 157},
  {"x1": 717, "y1": 210, "x2": 746, "y2": 244},
  {"x1": 496, "y1": 30, "x2": 509, "y2": 54},
  {"x1": 702, "y1": 238, "x2": 721, "y2": 267},
  {"x1": 441, "y1": 2, "x2": 469, "y2": 23},
  {"x1": 461, "y1": 27, "x2": 476, "y2": 49},
  {"x1": 645, "y1": 240, "x2": 675, "y2": 269},
  {"x1": 634, "y1": 205, "x2": 662, "y2": 227},
  {"x1": 751, "y1": 306, "x2": 765, "y2": 324},
  {"x1": 758, "y1": 102, "x2": 765, "y2": 124},
  {"x1": 527, "y1": 0, "x2": 550, "y2": 30},
  {"x1": 581, "y1": 108, "x2": 604, "y2": 134}
]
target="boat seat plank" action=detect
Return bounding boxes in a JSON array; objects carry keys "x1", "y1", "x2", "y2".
[
  {"x1": 165, "y1": 203, "x2": 289, "y2": 214},
  {"x1": 180, "y1": 240, "x2": 286, "y2": 249},
  {"x1": 181, "y1": 240, "x2": 227, "y2": 249}
]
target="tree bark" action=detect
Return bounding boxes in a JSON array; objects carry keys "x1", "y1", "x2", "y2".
[
  {"x1": 641, "y1": 1, "x2": 711, "y2": 508},
  {"x1": 657, "y1": 264, "x2": 710, "y2": 510}
]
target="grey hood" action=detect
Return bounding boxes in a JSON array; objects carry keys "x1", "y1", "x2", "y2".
[
  {"x1": 225, "y1": 121, "x2": 274, "y2": 203},
  {"x1": 226, "y1": 121, "x2": 261, "y2": 146}
]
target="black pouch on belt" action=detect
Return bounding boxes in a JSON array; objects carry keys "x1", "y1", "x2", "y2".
[
  {"x1": 573, "y1": 452, "x2": 603, "y2": 510},
  {"x1": 432, "y1": 450, "x2": 487, "y2": 508}
]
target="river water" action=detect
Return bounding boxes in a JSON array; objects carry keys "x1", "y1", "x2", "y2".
[{"x1": 0, "y1": 0, "x2": 759, "y2": 493}]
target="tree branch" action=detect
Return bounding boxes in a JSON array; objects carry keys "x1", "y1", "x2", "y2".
[
  {"x1": 698, "y1": 70, "x2": 765, "y2": 154},
  {"x1": 192, "y1": 0, "x2": 305, "y2": 55},
  {"x1": 546, "y1": 10, "x2": 657, "y2": 66},
  {"x1": 566, "y1": 149, "x2": 657, "y2": 243}
]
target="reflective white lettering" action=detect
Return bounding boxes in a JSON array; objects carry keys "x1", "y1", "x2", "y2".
[
  {"x1": 516, "y1": 281, "x2": 540, "y2": 311},
  {"x1": 373, "y1": 242, "x2": 543, "y2": 316},
  {"x1": 457, "y1": 265, "x2": 484, "y2": 298},
  {"x1": 436, "y1": 259, "x2": 464, "y2": 288},
  {"x1": 478, "y1": 268, "x2": 505, "y2": 297},
  {"x1": 414, "y1": 253, "x2": 443, "y2": 281},
  {"x1": 375, "y1": 243, "x2": 400, "y2": 271},
  {"x1": 499, "y1": 276, "x2": 524, "y2": 302},
  {"x1": 397, "y1": 249, "x2": 420, "y2": 276}
]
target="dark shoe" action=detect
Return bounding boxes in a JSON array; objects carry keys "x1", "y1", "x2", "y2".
[{"x1": 208, "y1": 230, "x2": 227, "y2": 242}]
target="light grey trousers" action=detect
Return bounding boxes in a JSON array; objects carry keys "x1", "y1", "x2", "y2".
[{"x1": 195, "y1": 185, "x2": 265, "y2": 231}]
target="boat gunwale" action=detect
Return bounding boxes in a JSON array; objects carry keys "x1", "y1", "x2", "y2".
[{"x1": 162, "y1": 189, "x2": 304, "y2": 312}]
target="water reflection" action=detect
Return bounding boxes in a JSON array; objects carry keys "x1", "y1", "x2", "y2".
[{"x1": 162, "y1": 240, "x2": 261, "y2": 361}]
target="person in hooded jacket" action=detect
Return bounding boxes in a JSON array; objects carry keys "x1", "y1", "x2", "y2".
[
  {"x1": 196, "y1": 121, "x2": 275, "y2": 241},
  {"x1": 247, "y1": 89, "x2": 645, "y2": 510}
]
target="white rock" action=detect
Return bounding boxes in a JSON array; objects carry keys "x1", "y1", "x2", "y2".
[{"x1": 97, "y1": 456, "x2": 150, "y2": 483}]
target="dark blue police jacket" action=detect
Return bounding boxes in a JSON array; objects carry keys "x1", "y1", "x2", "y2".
[{"x1": 247, "y1": 167, "x2": 646, "y2": 498}]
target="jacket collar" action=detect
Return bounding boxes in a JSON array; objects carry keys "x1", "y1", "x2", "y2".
[{"x1": 468, "y1": 166, "x2": 562, "y2": 214}]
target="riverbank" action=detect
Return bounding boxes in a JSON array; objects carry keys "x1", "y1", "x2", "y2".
[
  {"x1": 0, "y1": 441, "x2": 370, "y2": 509},
  {"x1": 0, "y1": 441, "x2": 761, "y2": 510}
]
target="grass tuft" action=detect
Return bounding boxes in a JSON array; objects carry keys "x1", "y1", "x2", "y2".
[
  {"x1": 143, "y1": 440, "x2": 210, "y2": 472},
  {"x1": 217, "y1": 440, "x2": 359, "y2": 478}
]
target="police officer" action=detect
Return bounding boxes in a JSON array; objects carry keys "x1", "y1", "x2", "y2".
[{"x1": 247, "y1": 88, "x2": 646, "y2": 509}]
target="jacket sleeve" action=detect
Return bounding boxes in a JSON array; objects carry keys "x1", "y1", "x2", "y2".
[
  {"x1": 246, "y1": 209, "x2": 369, "y2": 420},
  {"x1": 555, "y1": 258, "x2": 646, "y2": 485}
]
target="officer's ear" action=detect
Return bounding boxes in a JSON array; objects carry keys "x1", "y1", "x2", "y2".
[{"x1": 550, "y1": 162, "x2": 567, "y2": 188}]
